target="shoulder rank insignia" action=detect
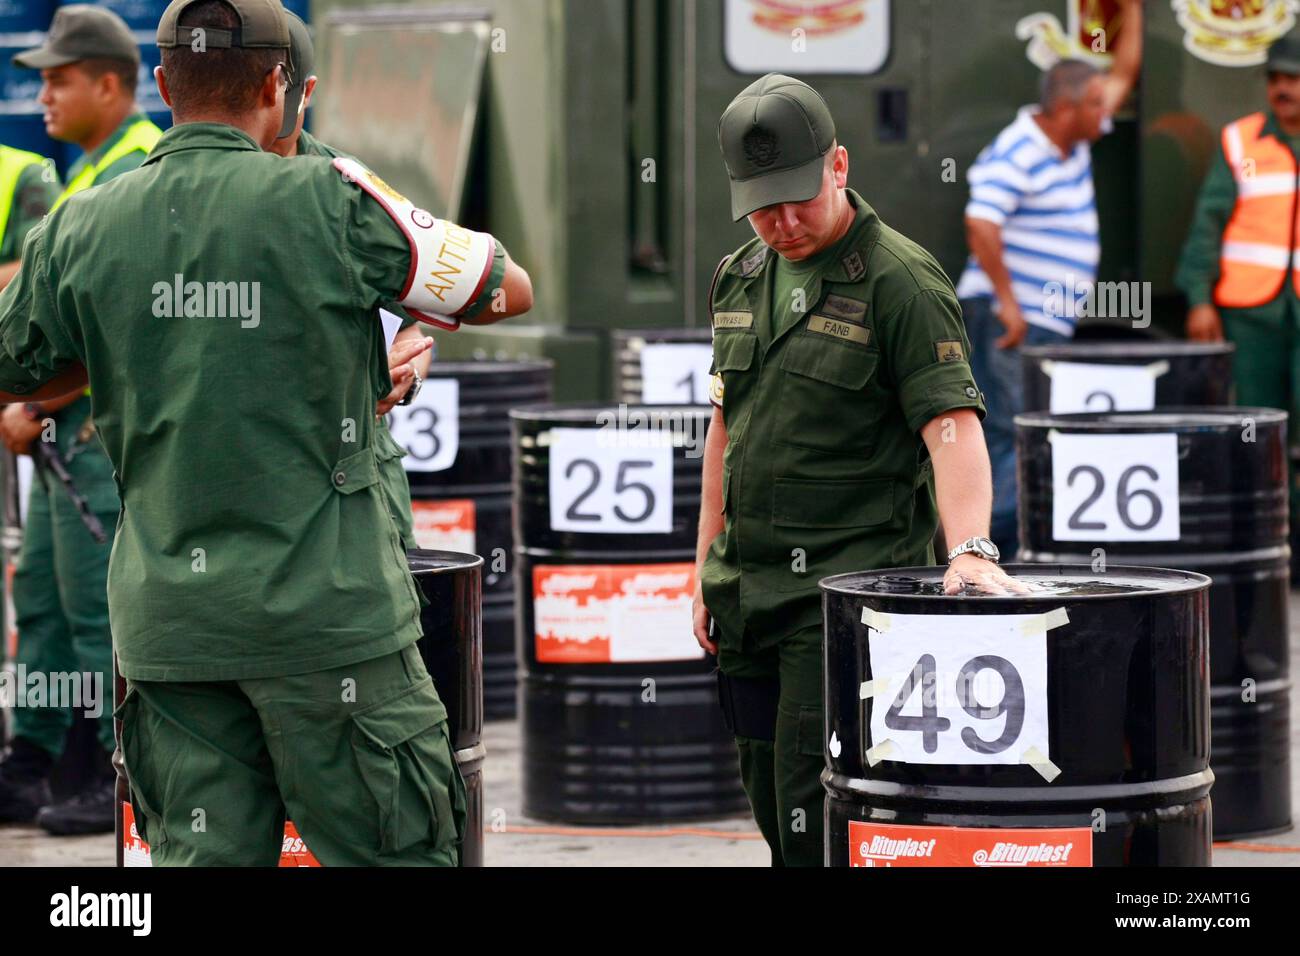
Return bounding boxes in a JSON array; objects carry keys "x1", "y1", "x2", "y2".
[
  {"x1": 738, "y1": 247, "x2": 768, "y2": 277},
  {"x1": 842, "y1": 250, "x2": 866, "y2": 282},
  {"x1": 935, "y1": 339, "x2": 965, "y2": 363}
]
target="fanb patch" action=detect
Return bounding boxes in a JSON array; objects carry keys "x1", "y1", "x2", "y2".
[
  {"x1": 819, "y1": 294, "x2": 868, "y2": 324},
  {"x1": 809, "y1": 315, "x2": 871, "y2": 346},
  {"x1": 935, "y1": 339, "x2": 966, "y2": 363},
  {"x1": 842, "y1": 251, "x2": 866, "y2": 281}
]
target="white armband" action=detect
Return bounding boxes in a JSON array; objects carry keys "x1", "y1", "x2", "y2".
[{"x1": 335, "y1": 157, "x2": 496, "y2": 332}]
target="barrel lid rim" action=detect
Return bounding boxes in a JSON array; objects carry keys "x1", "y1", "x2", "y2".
[
  {"x1": 509, "y1": 401, "x2": 713, "y2": 420},
  {"x1": 1020, "y1": 342, "x2": 1235, "y2": 357},
  {"x1": 406, "y1": 548, "x2": 485, "y2": 572},
  {"x1": 429, "y1": 358, "x2": 555, "y2": 374},
  {"x1": 818, "y1": 563, "x2": 1213, "y2": 599},
  {"x1": 1014, "y1": 406, "x2": 1287, "y2": 428}
]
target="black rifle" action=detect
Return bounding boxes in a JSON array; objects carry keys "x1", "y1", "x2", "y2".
[{"x1": 33, "y1": 441, "x2": 107, "y2": 544}]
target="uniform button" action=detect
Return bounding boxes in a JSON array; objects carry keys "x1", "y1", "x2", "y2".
[
  {"x1": 333, "y1": 471, "x2": 347, "y2": 486},
  {"x1": 965, "y1": 386, "x2": 978, "y2": 399}
]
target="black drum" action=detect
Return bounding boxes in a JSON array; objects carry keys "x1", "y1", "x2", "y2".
[
  {"x1": 611, "y1": 328, "x2": 714, "y2": 406},
  {"x1": 1016, "y1": 408, "x2": 1292, "y2": 839},
  {"x1": 823, "y1": 565, "x2": 1213, "y2": 867},
  {"x1": 511, "y1": 403, "x2": 746, "y2": 823}
]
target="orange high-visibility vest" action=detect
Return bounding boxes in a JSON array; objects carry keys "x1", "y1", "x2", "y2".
[{"x1": 1215, "y1": 112, "x2": 1300, "y2": 308}]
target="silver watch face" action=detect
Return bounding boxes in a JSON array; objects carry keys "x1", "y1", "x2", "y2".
[{"x1": 976, "y1": 538, "x2": 1000, "y2": 560}]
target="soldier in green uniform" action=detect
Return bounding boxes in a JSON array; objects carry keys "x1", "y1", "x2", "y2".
[
  {"x1": 269, "y1": 11, "x2": 428, "y2": 547},
  {"x1": 693, "y1": 75, "x2": 1026, "y2": 866},
  {"x1": 0, "y1": 145, "x2": 59, "y2": 291},
  {"x1": 0, "y1": 4, "x2": 163, "y2": 835},
  {"x1": 0, "y1": 0, "x2": 532, "y2": 865}
]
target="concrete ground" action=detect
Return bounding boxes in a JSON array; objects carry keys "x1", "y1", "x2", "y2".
[{"x1": 1, "y1": 604, "x2": 1298, "y2": 867}]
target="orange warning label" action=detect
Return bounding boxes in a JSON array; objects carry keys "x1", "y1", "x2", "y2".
[
  {"x1": 411, "y1": 498, "x2": 476, "y2": 554},
  {"x1": 848, "y1": 820, "x2": 1092, "y2": 867},
  {"x1": 122, "y1": 802, "x2": 322, "y2": 867},
  {"x1": 533, "y1": 562, "x2": 702, "y2": 664}
]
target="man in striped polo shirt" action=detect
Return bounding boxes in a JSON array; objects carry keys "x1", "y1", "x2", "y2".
[{"x1": 956, "y1": 3, "x2": 1142, "y2": 558}]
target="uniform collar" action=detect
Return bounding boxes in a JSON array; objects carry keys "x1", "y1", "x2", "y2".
[
  {"x1": 1261, "y1": 110, "x2": 1299, "y2": 146},
  {"x1": 141, "y1": 122, "x2": 264, "y2": 165},
  {"x1": 68, "y1": 109, "x2": 149, "y2": 178},
  {"x1": 727, "y1": 187, "x2": 879, "y2": 284}
]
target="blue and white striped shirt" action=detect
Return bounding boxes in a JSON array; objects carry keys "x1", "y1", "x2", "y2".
[{"x1": 955, "y1": 106, "x2": 1100, "y2": 337}]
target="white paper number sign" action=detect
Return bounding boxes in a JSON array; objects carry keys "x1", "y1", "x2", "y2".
[
  {"x1": 640, "y1": 344, "x2": 714, "y2": 405},
  {"x1": 864, "y1": 611, "x2": 1051, "y2": 766},
  {"x1": 548, "y1": 428, "x2": 673, "y2": 533},
  {"x1": 1050, "y1": 432, "x2": 1179, "y2": 542},
  {"x1": 1046, "y1": 361, "x2": 1161, "y2": 414},
  {"x1": 387, "y1": 378, "x2": 459, "y2": 473}
]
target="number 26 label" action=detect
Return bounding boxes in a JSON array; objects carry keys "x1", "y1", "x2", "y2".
[{"x1": 1050, "y1": 432, "x2": 1179, "y2": 542}]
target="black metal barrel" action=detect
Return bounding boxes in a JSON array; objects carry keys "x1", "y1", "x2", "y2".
[
  {"x1": 116, "y1": 551, "x2": 487, "y2": 867},
  {"x1": 511, "y1": 403, "x2": 747, "y2": 822},
  {"x1": 402, "y1": 359, "x2": 553, "y2": 721},
  {"x1": 823, "y1": 565, "x2": 1213, "y2": 867},
  {"x1": 409, "y1": 549, "x2": 485, "y2": 867},
  {"x1": 1021, "y1": 342, "x2": 1235, "y2": 414},
  {"x1": 612, "y1": 328, "x2": 714, "y2": 405},
  {"x1": 1017, "y1": 408, "x2": 1292, "y2": 839}
]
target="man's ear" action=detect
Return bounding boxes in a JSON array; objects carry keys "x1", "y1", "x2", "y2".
[
  {"x1": 260, "y1": 64, "x2": 284, "y2": 108},
  {"x1": 302, "y1": 75, "x2": 317, "y2": 112},
  {"x1": 154, "y1": 66, "x2": 173, "y2": 108}
]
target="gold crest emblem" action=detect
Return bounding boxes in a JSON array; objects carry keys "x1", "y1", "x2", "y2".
[{"x1": 1173, "y1": 0, "x2": 1300, "y2": 67}]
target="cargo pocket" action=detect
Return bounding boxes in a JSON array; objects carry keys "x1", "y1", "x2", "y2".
[
  {"x1": 114, "y1": 686, "x2": 167, "y2": 852},
  {"x1": 330, "y1": 445, "x2": 380, "y2": 495},
  {"x1": 772, "y1": 477, "x2": 894, "y2": 529},
  {"x1": 775, "y1": 334, "x2": 881, "y2": 454},
  {"x1": 795, "y1": 705, "x2": 825, "y2": 758},
  {"x1": 350, "y1": 677, "x2": 465, "y2": 857},
  {"x1": 712, "y1": 333, "x2": 756, "y2": 442}
]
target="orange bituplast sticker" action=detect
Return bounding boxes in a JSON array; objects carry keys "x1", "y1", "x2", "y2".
[
  {"x1": 848, "y1": 820, "x2": 1092, "y2": 867},
  {"x1": 122, "y1": 802, "x2": 321, "y2": 867},
  {"x1": 411, "y1": 498, "x2": 476, "y2": 554},
  {"x1": 533, "y1": 563, "x2": 702, "y2": 664}
]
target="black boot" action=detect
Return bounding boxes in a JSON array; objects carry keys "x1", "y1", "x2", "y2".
[
  {"x1": 37, "y1": 767, "x2": 117, "y2": 836},
  {"x1": 0, "y1": 738, "x2": 55, "y2": 824}
]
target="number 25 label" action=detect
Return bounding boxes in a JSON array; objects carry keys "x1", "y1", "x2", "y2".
[
  {"x1": 549, "y1": 428, "x2": 673, "y2": 533},
  {"x1": 1050, "y1": 432, "x2": 1179, "y2": 542}
]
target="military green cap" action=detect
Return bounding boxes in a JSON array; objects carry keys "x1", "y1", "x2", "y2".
[
  {"x1": 1267, "y1": 32, "x2": 1300, "y2": 76},
  {"x1": 279, "y1": 11, "x2": 314, "y2": 139},
  {"x1": 717, "y1": 73, "x2": 836, "y2": 222},
  {"x1": 13, "y1": 4, "x2": 140, "y2": 70},
  {"x1": 156, "y1": 0, "x2": 290, "y2": 51}
]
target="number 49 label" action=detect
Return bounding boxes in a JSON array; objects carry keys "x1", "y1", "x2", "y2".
[
  {"x1": 866, "y1": 612, "x2": 1050, "y2": 766},
  {"x1": 1050, "y1": 432, "x2": 1179, "y2": 542}
]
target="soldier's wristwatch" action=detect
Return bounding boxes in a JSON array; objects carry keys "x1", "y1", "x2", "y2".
[
  {"x1": 397, "y1": 365, "x2": 423, "y2": 407},
  {"x1": 946, "y1": 536, "x2": 1000, "y2": 564}
]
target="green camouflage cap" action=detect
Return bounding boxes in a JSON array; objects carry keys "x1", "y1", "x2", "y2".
[
  {"x1": 156, "y1": 0, "x2": 290, "y2": 51},
  {"x1": 717, "y1": 73, "x2": 836, "y2": 222},
  {"x1": 1267, "y1": 32, "x2": 1300, "y2": 76},
  {"x1": 279, "y1": 10, "x2": 314, "y2": 139},
  {"x1": 13, "y1": 4, "x2": 140, "y2": 70}
]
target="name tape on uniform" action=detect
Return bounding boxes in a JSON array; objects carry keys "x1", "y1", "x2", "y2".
[
  {"x1": 713, "y1": 311, "x2": 754, "y2": 330},
  {"x1": 809, "y1": 315, "x2": 871, "y2": 346}
]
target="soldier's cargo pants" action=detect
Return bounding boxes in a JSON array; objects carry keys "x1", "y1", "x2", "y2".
[
  {"x1": 117, "y1": 643, "x2": 466, "y2": 866},
  {"x1": 718, "y1": 624, "x2": 823, "y2": 867},
  {"x1": 12, "y1": 456, "x2": 117, "y2": 755}
]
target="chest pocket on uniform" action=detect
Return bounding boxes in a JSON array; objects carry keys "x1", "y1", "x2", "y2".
[
  {"x1": 775, "y1": 333, "x2": 881, "y2": 456},
  {"x1": 712, "y1": 332, "x2": 756, "y2": 442}
]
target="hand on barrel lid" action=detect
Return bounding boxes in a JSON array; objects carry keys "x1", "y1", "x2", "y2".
[{"x1": 943, "y1": 553, "x2": 1031, "y2": 596}]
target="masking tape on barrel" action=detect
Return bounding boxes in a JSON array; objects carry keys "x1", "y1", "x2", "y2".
[
  {"x1": 1021, "y1": 745, "x2": 1061, "y2": 782},
  {"x1": 1019, "y1": 606, "x2": 1069, "y2": 634},
  {"x1": 1040, "y1": 359, "x2": 1059, "y2": 377},
  {"x1": 859, "y1": 678, "x2": 889, "y2": 700},
  {"x1": 866, "y1": 739, "x2": 896, "y2": 767},
  {"x1": 860, "y1": 607, "x2": 892, "y2": 632},
  {"x1": 1145, "y1": 360, "x2": 1170, "y2": 379}
]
